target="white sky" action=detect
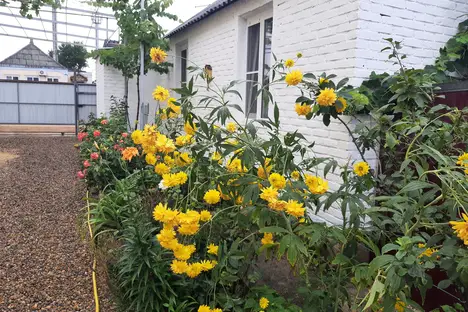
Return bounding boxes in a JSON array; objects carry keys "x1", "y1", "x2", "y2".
[{"x1": 0, "y1": 0, "x2": 212, "y2": 76}]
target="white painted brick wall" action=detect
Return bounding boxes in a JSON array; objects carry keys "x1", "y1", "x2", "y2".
[{"x1": 96, "y1": 0, "x2": 462, "y2": 224}]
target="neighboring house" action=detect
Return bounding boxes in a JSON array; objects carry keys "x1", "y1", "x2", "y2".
[
  {"x1": 0, "y1": 39, "x2": 69, "y2": 83},
  {"x1": 70, "y1": 72, "x2": 93, "y2": 83},
  {"x1": 96, "y1": 0, "x2": 465, "y2": 224}
]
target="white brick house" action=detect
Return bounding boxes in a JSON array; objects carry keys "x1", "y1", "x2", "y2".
[{"x1": 96, "y1": 0, "x2": 464, "y2": 224}]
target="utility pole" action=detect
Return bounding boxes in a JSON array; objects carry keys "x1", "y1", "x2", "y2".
[{"x1": 52, "y1": 0, "x2": 59, "y2": 60}]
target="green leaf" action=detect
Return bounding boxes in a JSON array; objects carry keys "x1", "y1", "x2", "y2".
[
  {"x1": 398, "y1": 181, "x2": 437, "y2": 194},
  {"x1": 260, "y1": 226, "x2": 290, "y2": 234}
]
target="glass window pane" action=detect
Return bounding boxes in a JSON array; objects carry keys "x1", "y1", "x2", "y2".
[
  {"x1": 246, "y1": 73, "x2": 258, "y2": 118},
  {"x1": 246, "y1": 23, "x2": 260, "y2": 72},
  {"x1": 181, "y1": 49, "x2": 187, "y2": 86},
  {"x1": 261, "y1": 18, "x2": 273, "y2": 118}
]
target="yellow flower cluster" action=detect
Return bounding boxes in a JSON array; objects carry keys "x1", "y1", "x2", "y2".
[
  {"x1": 175, "y1": 134, "x2": 193, "y2": 146},
  {"x1": 184, "y1": 121, "x2": 197, "y2": 135},
  {"x1": 162, "y1": 172, "x2": 188, "y2": 188},
  {"x1": 353, "y1": 161, "x2": 370, "y2": 177},
  {"x1": 174, "y1": 151, "x2": 193, "y2": 167},
  {"x1": 152, "y1": 85, "x2": 170, "y2": 102},
  {"x1": 259, "y1": 185, "x2": 305, "y2": 218},
  {"x1": 261, "y1": 233, "x2": 274, "y2": 245},
  {"x1": 418, "y1": 243, "x2": 438, "y2": 258},
  {"x1": 227, "y1": 158, "x2": 247, "y2": 173},
  {"x1": 198, "y1": 305, "x2": 222, "y2": 312},
  {"x1": 457, "y1": 152, "x2": 468, "y2": 174},
  {"x1": 449, "y1": 213, "x2": 468, "y2": 245},
  {"x1": 295, "y1": 103, "x2": 312, "y2": 116},
  {"x1": 153, "y1": 203, "x2": 217, "y2": 278},
  {"x1": 304, "y1": 174, "x2": 329, "y2": 194}
]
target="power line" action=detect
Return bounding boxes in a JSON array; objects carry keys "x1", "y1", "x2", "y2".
[
  {"x1": 8, "y1": 7, "x2": 28, "y2": 37},
  {"x1": 0, "y1": 32, "x2": 97, "y2": 48},
  {"x1": 38, "y1": 12, "x2": 48, "y2": 40},
  {"x1": 4, "y1": 5, "x2": 115, "y2": 19}
]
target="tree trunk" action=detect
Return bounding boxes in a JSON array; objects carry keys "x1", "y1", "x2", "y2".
[{"x1": 134, "y1": 74, "x2": 140, "y2": 131}]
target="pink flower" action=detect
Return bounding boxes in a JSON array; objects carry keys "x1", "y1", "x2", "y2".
[
  {"x1": 83, "y1": 160, "x2": 91, "y2": 168},
  {"x1": 119, "y1": 140, "x2": 124, "y2": 143},
  {"x1": 122, "y1": 132, "x2": 128, "y2": 138},
  {"x1": 101, "y1": 119, "x2": 108, "y2": 125},
  {"x1": 93, "y1": 130, "x2": 101, "y2": 137},
  {"x1": 77, "y1": 171, "x2": 85, "y2": 179},
  {"x1": 77, "y1": 132, "x2": 88, "y2": 141},
  {"x1": 90, "y1": 152, "x2": 99, "y2": 160}
]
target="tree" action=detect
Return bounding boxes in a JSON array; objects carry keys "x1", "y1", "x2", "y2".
[
  {"x1": 92, "y1": 0, "x2": 177, "y2": 129},
  {"x1": 1, "y1": 0, "x2": 56, "y2": 18},
  {"x1": 57, "y1": 42, "x2": 88, "y2": 73}
]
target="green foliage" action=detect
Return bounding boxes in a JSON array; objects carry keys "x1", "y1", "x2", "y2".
[
  {"x1": 57, "y1": 42, "x2": 88, "y2": 72},
  {"x1": 0, "y1": 0, "x2": 55, "y2": 18}
]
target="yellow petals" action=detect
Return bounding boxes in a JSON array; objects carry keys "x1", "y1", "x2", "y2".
[
  {"x1": 184, "y1": 121, "x2": 197, "y2": 135},
  {"x1": 284, "y1": 59, "x2": 295, "y2": 68},
  {"x1": 200, "y1": 210, "x2": 212, "y2": 222},
  {"x1": 162, "y1": 172, "x2": 188, "y2": 188},
  {"x1": 336, "y1": 97, "x2": 347, "y2": 113},
  {"x1": 145, "y1": 153, "x2": 157, "y2": 165},
  {"x1": 260, "y1": 186, "x2": 278, "y2": 202},
  {"x1": 285, "y1": 200, "x2": 305, "y2": 218},
  {"x1": 121, "y1": 147, "x2": 139, "y2": 161},
  {"x1": 226, "y1": 122, "x2": 237, "y2": 133},
  {"x1": 259, "y1": 297, "x2": 269, "y2": 309},
  {"x1": 353, "y1": 161, "x2": 370, "y2": 177},
  {"x1": 261, "y1": 233, "x2": 274, "y2": 245},
  {"x1": 285, "y1": 70, "x2": 303, "y2": 86},
  {"x1": 207, "y1": 243, "x2": 219, "y2": 255},
  {"x1": 316, "y1": 88, "x2": 337, "y2": 106},
  {"x1": 450, "y1": 213, "x2": 468, "y2": 245},
  {"x1": 295, "y1": 103, "x2": 312, "y2": 116},
  {"x1": 152, "y1": 85, "x2": 170, "y2": 102},
  {"x1": 204, "y1": 189, "x2": 221, "y2": 205},
  {"x1": 150, "y1": 47, "x2": 167, "y2": 64},
  {"x1": 154, "y1": 162, "x2": 170, "y2": 175},
  {"x1": 304, "y1": 175, "x2": 329, "y2": 194},
  {"x1": 171, "y1": 260, "x2": 188, "y2": 274},
  {"x1": 268, "y1": 173, "x2": 286, "y2": 189}
]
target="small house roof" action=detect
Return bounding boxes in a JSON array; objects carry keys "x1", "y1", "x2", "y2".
[
  {"x1": 0, "y1": 39, "x2": 67, "y2": 70},
  {"x1": 166, "y1": 0, "x2": 239, "y2": 37}
]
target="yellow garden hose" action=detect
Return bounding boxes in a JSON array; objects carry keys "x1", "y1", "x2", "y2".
[{"x1": 86, "y1": 190, "x2": 100, "y2": 312}]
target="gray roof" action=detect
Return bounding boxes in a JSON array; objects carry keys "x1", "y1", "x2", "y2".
[
  {"x1": 166, "y1": 0, "x2": 240, "y2": 37},
  {"x1": 0, "y1": 39, "x2": 67, "y2": 69}
]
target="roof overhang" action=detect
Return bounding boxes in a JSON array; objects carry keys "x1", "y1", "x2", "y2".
[{"x1": 166, "y1": 0, "x2": 240, "y2": 38}]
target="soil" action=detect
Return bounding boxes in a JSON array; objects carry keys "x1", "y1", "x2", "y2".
[{"x1": 0, "y1": 137, "x2": 115, "y2": 312}]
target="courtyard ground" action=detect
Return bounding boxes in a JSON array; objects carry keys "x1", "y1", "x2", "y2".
[{"x1": 0, "y1": 136, "x2": 113, "y2": 311}]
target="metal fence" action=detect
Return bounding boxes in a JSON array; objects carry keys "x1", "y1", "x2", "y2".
[{"x1": 0, "y1": 80, "x2": 96, "y2": 128}]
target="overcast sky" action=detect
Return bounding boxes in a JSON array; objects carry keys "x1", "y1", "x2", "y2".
[{"x1": 0, "y1": 0, "x2": 212, "y2": 75}]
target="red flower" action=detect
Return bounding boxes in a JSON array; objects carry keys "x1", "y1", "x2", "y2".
[
  {"x1": 93, "y1": 130, "x2": 101, "y2": 137},
  {"x1": 101, "y1": 119, "x2": 109, "y2": 125},
  {"x1": 122, "y1": 132, "x2": 128, "y2": 138},
  {"x1": 77, "y1": 132, "x2": 88, "y2": 141},
  {"x1": 90, "y1": 152, "x2": 99, "y2": 160},
  {"x1": 83, "y1": 160, "x2": 91, "y2": 168},
  {"x1": 77, "y1": 171, "x2": 85, "y2": 179}
]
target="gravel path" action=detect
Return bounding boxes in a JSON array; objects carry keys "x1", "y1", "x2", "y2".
[{"x1": 0, "y1": 136, "x2": 114, "y2": 311}]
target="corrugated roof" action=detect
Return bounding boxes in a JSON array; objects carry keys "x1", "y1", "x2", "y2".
[
  {"x1": 0, "y1": 39, "x2": 67, "y2": 69},
  {"x1": 166, "y1": 0, "x2": 240, "y2": 37}
]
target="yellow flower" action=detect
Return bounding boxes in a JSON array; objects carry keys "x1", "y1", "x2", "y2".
[
  {"x1": 204, "y1": 189, "x2": 221, "y2": 204},
  {"x1": 150, "y1": 47, "x2": 167, "y2": 64},
  {"x1": 227, "y1": 158, "x2": 247, "y2": 173},
  {"x1": 162, "y1": 172, "x2": 188, "y2": 188},
  {"x1": 291, "y1": 170, "x2": 300, "y2": 180},
  {"x1": 171, "y1": 260, "x2": 188, "y2": 274},
  {"x1": 395, "y1": 299, "x2": 406, "y2": 312},
  {"x1": 175, "y1": 134, "x2": 193, "y2": 146},
  {"x1": 207, "y1": 243, "x2": 219, "y2": 255},
  {"x1": 154, "y1": 162, "x2": 170, "y2": 175},
  {"x1": 268, "y1": 173, "x2": 286, "y2": 189},
  {"x1": 145, "y1": 153, "x2": 157, "y2": 165},
  {"x1": 226, "y1": 122, "x2": 237, "y2": 133},
  {"x1": 198, "y1": 306, "x2": 211, "y2": 312},
  {"x1": 261, "y1": 233, "x2": 274, "y2": 245},
  {"x1": 152, "y1": 86, "x2": 170, "y2": 102},
  {"x1": 178, "y1": 223, "x2": 200, "y2": 235},
  {"x1": 184, "y1": 121, "x2": 197, "y2": 135},
  {"x1": 295, "y1": 103, "x2": 312, "y2": 116},
  {"x1": 319, "y1": 77, "x2": 329, "y2": 85},
  {"x1": 284, "y1": 59, "x2": 295, "y2": 68},
  {"x1": 164, "y1": 155, "x2": 175, "y2": 166},
  {"x1": 212, "y1": 309, "x2": 222, "y2": 312},
  {"x1": 131, "y1": 130, "x2": 143, "y2": 144},
  {"x1": 457, "y1": 152, "x2": 468, "y2": 167},
  {"x1": 200, "y1": 210, "x2": 212, "y2": 222},
  {"x1": 260, "y1": 186, "x2": 278, "y2": 202},
  {"x1": 212, "y1": 151, "x2": 222, "y2": 162},
  {"x1": 156, "y1": 227, "x2": 178, "y2": 250},
  {"x1": 199, "y1": 259, "x2": 216, "y2": 271},
  {"x1": 268, "y1": 199, "x2": 287, "y2": 211},
  {"x1": 316, "y1": 88, "x2": 337, "y2": 106},
  {"x1": 174, "y1": 151, "x2": 193, "y2": 167},
  {"x1": 257, "y1": 158, "x2": 272, "y2": 179},
  {"x1": 153, "y1": 203, "x2": 167, "y2": 222},
  {"x1": 173, "y1": 244, "x2": 196, "y2": 261},
  {"x1": 304, "y1": 175, "x2": 329, "y2": 194},
  {"x1": 285, "y1": 200, "x2": 305, "y2": 218},
  {"x1": 336, "y1": 97, "x2": 347, "y2": 113},
  {"x1": 285, "y1": 70, "x2": 303, "y2": 86},
  {"x1": 296, "y1": 52, "x2": 303, "y2": 58},
  {"x1": 450, "y1": 213, "x2": 468, "y2": 245},
  {"x1": 259, "y1": 297, "x2": 269, "y2": 309},
  {"x1": 354, "y1": 161, "x2": 370, "y2": 177},
  {"x1": 186, "y1": 262, "x2": 203, "y2": 278},
  {"x1": 161, "y1": 209, "x2": 179, "y2": 226},
  {"x1": 122, "y1": 147, "x2": 139, "y2": 161},
  {"x1": 418, "y1": 243, "x2": 437, "y2": 258},
  {"x1": 155, "y1": 134, "x2": 176, "y2": 154},
  {"x1": 299, "y1": 217, "x2": 306, "y2": 223},
  {"x1": 177, "y1": 210, "x2": 201, "y2": 224}
]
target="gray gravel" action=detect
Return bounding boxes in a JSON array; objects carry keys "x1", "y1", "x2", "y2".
[{"x1": 0, "y1": 136, "x2": 114, "y2": 311}]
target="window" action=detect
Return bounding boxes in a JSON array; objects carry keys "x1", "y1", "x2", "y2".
[
  {"x1": 54, "y1": 78, "x2": 59, "y2": 82},
  {"x1": 12, "y1": 77, "x2": 18, "y2": 81},
  {"x1": 181, "y1": 49, "x2": 188, "y2": 86},
  {"x1": 6, "y1": 76, "x2": 12, "y2": 80},
  {"x1": 47, "y1": 78, "x2": 59, "y2": 82},
  {"x1": 245, "y1": 16, "x2": 273, "y2": 119},
  {"x1": 34, "y1": 77, "x2": 39, "y2": 81},
  {"x1": 27, "y1": 76, "x2": 39, "y2": 81},
  {"x1": 47, "y1": 78, "x2": 52, "y2": 82}
]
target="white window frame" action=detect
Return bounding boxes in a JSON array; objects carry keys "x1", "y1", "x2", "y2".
[
  {"x1": 175, "y1": 40, "x2": 188, "y2": 88},
  {"x1": 27, "y1": 76, "x2": 39, "y2": 82},
  {"x1": 6, "y1": 76, "x2": 12, "y2": 80},
  {"x1": 244, "y1": 10, "x2": 273, "y2": 120}
]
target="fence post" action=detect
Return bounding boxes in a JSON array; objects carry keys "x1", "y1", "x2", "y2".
[
  {"x1": 16, "y1": 82, "x2": 20, "y2": 124},
  {"x1": 74, "y1": 80, "x2": 78, "y2": 135}
]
